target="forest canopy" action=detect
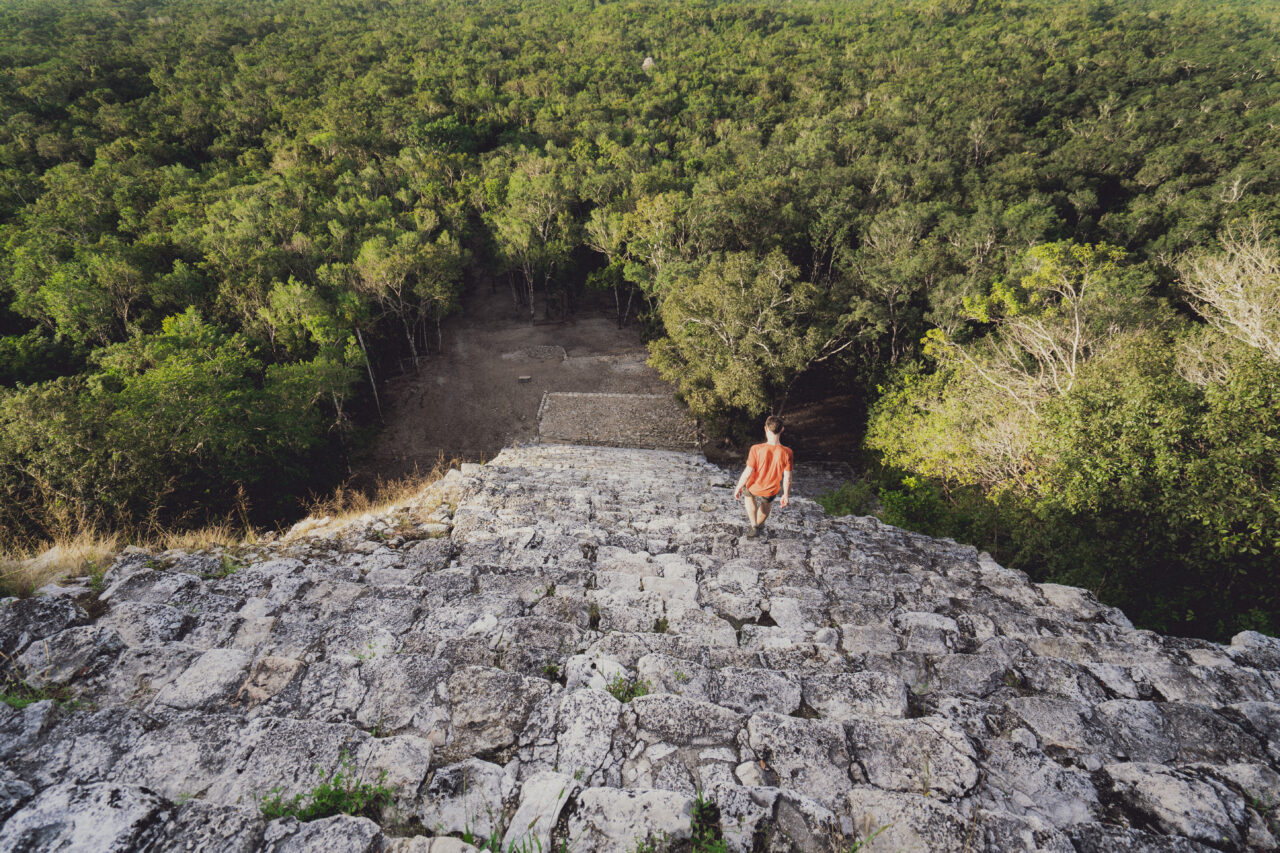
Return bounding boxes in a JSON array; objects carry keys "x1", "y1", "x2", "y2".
[{"x1": 1, "y1": 0, "x2": 1278, "y2": 638}]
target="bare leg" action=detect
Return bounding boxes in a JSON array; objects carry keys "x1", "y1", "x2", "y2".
[
  {"x1": 742, "y1": 494, "x2": 761, "y2": 528},
  {"x1": 757, "y1": 500, "x2": 774, "y2": 526}
]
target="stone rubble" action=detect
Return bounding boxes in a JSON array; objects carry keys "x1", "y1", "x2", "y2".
[{"x1": 0, "y1": 443, "x2": 1277, "y2": 852}]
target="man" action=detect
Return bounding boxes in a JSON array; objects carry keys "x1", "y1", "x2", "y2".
[{"x1": 733, "y1": 415, "x2": 793, "y2": 539}]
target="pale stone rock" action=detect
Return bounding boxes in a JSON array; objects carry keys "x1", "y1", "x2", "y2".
[
  {"x1": 802, "y1": 672, "x2": 909, "y2": 720},
  {"x1": 14, "y1": 625, "x2": 124, "y2": 688},
  {"x1": 715, "y1": 667, "x2": 801, "y2": 716},
  {"x1": 567, "y1": 787, "x2": 692, "y2": 853},
  {"x1": 0, "y1": 769, "x2": 33, "y2": 821},
  {"x1": 0, "y1": 597, "x2": 85, "y2": 662},
  {"x1": 844, "y1": 787, "x2": 969, "y2": 852},
  {"x1": 387, "y1": 838, "x2": 481, "y2": 853},
  {"x1": 267, "y1": 814, "x2": 383, "y2": 852},
  {"x1": 153, "y1": 800, "x2": 266, "y2": 851},
  {"x1": 0, "y1": 782, "x2": 170, "y2": 852},
  {"x1": 2, "y1": 444, "x2": 1277, "y2": 850},
  {"x1": 746, "y1": 712, "x2": 854, "y2": 810},
  {"x1": 1103, "y1": 762, "x2": 1247, "y2": 849},
  {"x1": 153, "y1": 647, "x2": 251, "y2": 710},
  {"x1": 843, "y1": 715, "x2": 979, "y2": 800},
  {"x1": 445, "y1": 667, "x2": 552, "y2": 760},
  {"x1": 501, "y1": 770, "x2": 575, "y2": 852},
  {"x1": 419, "y1": 759, "x2": 511, "y2": 838}
]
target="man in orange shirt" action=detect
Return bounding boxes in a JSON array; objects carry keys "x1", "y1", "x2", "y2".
[{"x1": 732, "y1": 415, "x2": 793, "y2": 539}]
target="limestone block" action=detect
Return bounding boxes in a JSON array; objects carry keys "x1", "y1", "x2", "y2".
[
  {"x1": 152, "y1": 647, "x2": 251, "y2": 711},
  {"x1": 567, "y1": 787, "x2": 692, "y2": 853},
  {"x1": 630, "y1": 694, "x2": 744, "y2": 750},
  {"x1": 0, "y1": 769, "x2": 33, "y2": 822},
  {"x1": 266, "y1": 814, "x2": 383, "y2": 852},
  {"x1": 153, "y1": 800, "x2": 266, "y2": 852},
  {"x1": 553, "y1": 689, "x2": 623, "y2": 780},
  {"x1": 746, "y1": 712, "x2": 854, "y2": 809},
  {"x1": 563, "y1": 653, "x2": 625, "y2": 691},
  {"x1": 802, "y1": 672, "x2": 909, "y2": 720},
  {"x1": 387, "y1": 838, "x2": 481, "y2": 853},
  {"x1": 15, "y1": 625, "x2": 125, "y2": 688},
  {"x1": 843, "y1": 715, "x2": 978, "y2": 800},
  {"x1": 893, "y1": 611, "x2": 959, "y2": 654},
  {"x1": 1229, "y1": 630, "x2": 1280, "y2": 671},
  {"x1": 97, "y1": 601, "x2": 193, "y2": 647},
  {"x1": 100, "y1": 567, "x2": 201, "y2": 605},
  {"x1": 1226, "y1": 701, "x2": 1280, "y2": 765},
  {"x1": 491, "y1": 616, "x2": 583, "y2": 676},
  {"x1": 1004, "y1": 696, "x2": 1106, "y2": 757},
  {"x1": 0, "y1": 597, "x2": 84, "y2": 660},
  {"x1": 445, "y1": 666, "x2": 553, "y2": 760},
  {"x1": 501, "y1": 770, "x2": 575, "y2": 852},
  {"x1": 100, "y1": 643, "x2": 202, "y2": 706},
  {"x1": 1068, "y1": 824, "x2": 1219, "y2": 852},
  {"x1": 419, "y1": 758, "x2": 511, "y2": 838},
  {"x1": 109, "y1": 713, "x2": 246, "y2": 800},
  {"x1": 0, "y1": 782, "x2": 171, "y2": 852},
  {"x1": 843, "y1": 787, "x2": 969, "y2": 853},
  {"x1": 635, "y1": 654, "x2": 715, "y2": 704},
  {"x1": 664, "y1": 608, "x2": 738, "y2": 647},
  {"x1": 715, "y1": 667, "x2": 801, "y2": 716},
  {"x1": 977, "y1": 736, "x2": 1100, "y2": 827},
  {"x1": 355, "y1": 655, "x2": 453, "y2": 733},
  {"x1": 1104, "y1": 762, "x2": 1248, "y2": 849}
]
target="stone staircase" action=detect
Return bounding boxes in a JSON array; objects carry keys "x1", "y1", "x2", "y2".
[{"x1": 1, "y1": 445, "x2": 1278, "y2": 852}]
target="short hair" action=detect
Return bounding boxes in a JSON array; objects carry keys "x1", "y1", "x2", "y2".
[{"x1": 765, "y1": 415, "x2": 784, "y2": 434}]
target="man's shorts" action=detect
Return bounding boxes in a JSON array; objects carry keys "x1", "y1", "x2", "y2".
[{"x1": 748, "y1": 490, "x2": 779, "y2": 507}]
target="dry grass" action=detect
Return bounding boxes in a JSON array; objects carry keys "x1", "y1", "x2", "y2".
[
  {"x1": 0, "y1": 456, "x2": 464, "y2": 597},
  {"x1": 0, "y1": 529, "x2": 122, "y2": 598},
  {"x1": 290, "y1": 454, "x2": 463, "y2": 540}
]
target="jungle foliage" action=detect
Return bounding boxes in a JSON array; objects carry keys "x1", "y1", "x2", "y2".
[{"x1": 1, "y1": 0, "x2": 1277, "y2": 637}]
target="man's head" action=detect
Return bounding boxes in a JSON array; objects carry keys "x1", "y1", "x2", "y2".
[{"x1": 764, "y1": 415, "x2": 784, "y2": 437}]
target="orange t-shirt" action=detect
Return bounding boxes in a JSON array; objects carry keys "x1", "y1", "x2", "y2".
[{"x1": 746, "y1": 443, "x2": 793, "y2": 497}]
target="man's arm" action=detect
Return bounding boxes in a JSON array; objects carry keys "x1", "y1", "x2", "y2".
[
  {"x1": 780, "y1": 469, "x2": 791, "y2": 508},
  {"x1": 733, "y1": 465, "x2": 753, "y2": 499}
]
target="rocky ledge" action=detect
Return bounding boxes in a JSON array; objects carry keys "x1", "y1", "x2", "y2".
[{"x1": 2, "y1": 445, "x2": 1278, "y2": 852}]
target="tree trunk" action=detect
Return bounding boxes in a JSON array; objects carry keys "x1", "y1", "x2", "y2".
[{"x1": 354, "y1": 325, "x2": 384, "y2": 424}]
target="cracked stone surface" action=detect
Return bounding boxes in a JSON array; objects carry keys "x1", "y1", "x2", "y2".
[{"x1": 1, "y1": 444, "x2": 1278, "y2": 851}]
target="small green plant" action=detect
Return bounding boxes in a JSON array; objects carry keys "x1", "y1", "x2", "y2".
[
  {"x1": 202, "y1": 553, "x2": 242, "y2": 580},
  {"x1": 1, "y1": 679, "x2": 87, "y2": 711},
  {"x1": 673, "y1": 669, "x2": 690, "y2": 684},
  {"x1": 587, "y1": 601, "x2": 601, "y2": 630},
  {"x1": 542, "y1": 662, "x2": 561, "y2": 680},
  {"x1": 848, "y1": 821, "x2": 890, "y2": 852},
  {"x1": 605, "y1": 674, "x2": 650, "y2": 703},
  {"x1": 86, "y1": 561, "x2": 107, "y2": 593},
  {"x1": 691, "y1": 790, "x2": 728, "y2": 853},
  {"x1": 631, "y1": 833, "x2": 670, "y2": 853},
  {"x1": 259, "y1": 753, "x2": 395, "y2": 822},
  {"x1": 652, "y1": 616, "x2": 669, "y2": 634}
]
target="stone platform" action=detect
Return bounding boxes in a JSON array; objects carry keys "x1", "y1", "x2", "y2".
[
  {"x1": 536, "y1": 392, "x2": 700, "y2": 451},
  {"x1": 1, "y1": 445, "x2": 1278, "y2": 851}
]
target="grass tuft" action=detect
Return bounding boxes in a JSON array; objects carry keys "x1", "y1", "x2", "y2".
[
  {"x1": 605, "y1": 674, "x2": 650, "y2": 703},
  {"x1": 259, "y1": 752, "x2": 396, "y2": 822}
]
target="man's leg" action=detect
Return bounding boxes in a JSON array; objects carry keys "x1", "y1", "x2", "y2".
[
  {"x1": 757, "y1": 499, "x2": 773, "y2": 526},
  {"x1": 742, "y1": 494, "x2": 761, "y2": 529}
]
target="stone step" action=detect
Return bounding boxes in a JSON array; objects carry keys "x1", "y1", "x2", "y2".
[{"x1": 3, "y1": 443, "x2": 1278, "y2": 852}]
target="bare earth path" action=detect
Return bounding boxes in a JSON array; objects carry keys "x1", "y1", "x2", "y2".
[{"x1": 354, "y1": 282, "x2": 675, "y2": 479}]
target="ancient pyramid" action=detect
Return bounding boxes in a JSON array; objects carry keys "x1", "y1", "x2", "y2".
[{"x1": 2, "y1": 445, "x2": 1278, "y2": 851}]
